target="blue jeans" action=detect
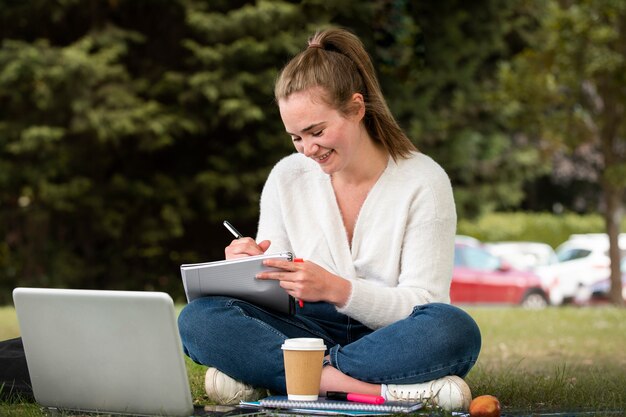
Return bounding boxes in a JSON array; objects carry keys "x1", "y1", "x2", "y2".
[{"x1": 178, "y1": 297, "x2": 481, "y2": 394}]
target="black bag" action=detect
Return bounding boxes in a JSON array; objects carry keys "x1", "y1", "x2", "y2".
[{"x1": 0, "y1": 337, "x2": 33, "y2": 402}]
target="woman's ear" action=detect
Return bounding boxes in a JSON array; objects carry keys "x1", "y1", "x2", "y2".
[{"x1": 350, "y1": 93, "x2": 366, "y2": 120}]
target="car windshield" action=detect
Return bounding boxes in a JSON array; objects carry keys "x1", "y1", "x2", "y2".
[
  {"x1": 456, "y1": 246, "x2": 501, "y2": 270},
  {"x1": 557, "y1": 248, "x2": 591, "y2": 262}
]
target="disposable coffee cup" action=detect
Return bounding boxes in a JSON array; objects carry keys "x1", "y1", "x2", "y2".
[{"x1": 281, "y1": 338, "x2": 326, "y2": 401}]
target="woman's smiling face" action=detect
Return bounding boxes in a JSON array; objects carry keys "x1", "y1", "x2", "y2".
[{"x1": 278, "y1": 87, "x2": 365, "y2": 176}]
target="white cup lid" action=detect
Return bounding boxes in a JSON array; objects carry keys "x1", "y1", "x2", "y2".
[{"x1": 281, "y1": 338, "x2": 326, "y2": 351}]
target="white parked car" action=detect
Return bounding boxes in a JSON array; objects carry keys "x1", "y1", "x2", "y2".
[
  {"x1": 536, "y1": 234, "x2": 626, "y2": 305},
  {"x1": 588, "y1": 257, "x2": 626, "y2": 303},
  {"x1": 486, "y1": 241, "x2": 558, "y2": 271},
  {"x1": 486, "y1": 241, "x2": 560, "y2": 305}
]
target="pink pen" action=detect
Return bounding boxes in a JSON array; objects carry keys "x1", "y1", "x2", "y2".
[
  {"x1": 293, "y1": 258, "x2": 304, "y2": 308},
  {"x1": 327, "y1": 391, "x2": 386, "y2": 405}
]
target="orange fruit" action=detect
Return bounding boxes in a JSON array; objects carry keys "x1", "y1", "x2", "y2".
[{"x1": 469, "y1": 395, "x2": 501, "y2": 417}]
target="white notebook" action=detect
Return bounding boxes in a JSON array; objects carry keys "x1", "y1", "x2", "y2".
[{"x1": 181, "y1": 252, "x2": 296, "y2": 314}]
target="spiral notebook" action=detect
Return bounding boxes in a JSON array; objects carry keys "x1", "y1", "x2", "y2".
[
  {"x1": 240, "y1": 395, "x2": 423, "y2": 415},
  {"x1": 180, "y1": 252, "x2": 296, "y2": 314}
]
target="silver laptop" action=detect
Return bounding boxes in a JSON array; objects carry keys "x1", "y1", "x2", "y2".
[{"x1": 12, "y1": 288, "x2": 194, "y2": 417}]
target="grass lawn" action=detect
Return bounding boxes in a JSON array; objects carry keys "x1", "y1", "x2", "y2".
[
  {"x1": 464, "y1": 307, "x2": 625, "y2": 414},
  {"x1": 1, "y1": 305, "x2": 625, "y2": 416}
]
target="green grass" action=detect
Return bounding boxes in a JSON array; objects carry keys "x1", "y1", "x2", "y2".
[
  {"x1": 1, "y1": 306, "x2": 625, "y2": 415},
  {"x1": 464, "y1": 307, "x2": 626, "y2": 414}
]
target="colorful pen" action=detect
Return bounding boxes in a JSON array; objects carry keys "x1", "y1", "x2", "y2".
[
  {"x1": 327, "y1": 391, "x2": 386, "y2": 405},
  {"x1": 223, "y1": 220, "x2": 243, "y2": 239},
  {"x1": 293, "y1": 258, "x2": 304, "y2": 308}
]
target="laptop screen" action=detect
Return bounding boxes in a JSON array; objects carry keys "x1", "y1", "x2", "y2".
[{"x1": 13, "y1": 288, "x2": 194, "y2": 417}]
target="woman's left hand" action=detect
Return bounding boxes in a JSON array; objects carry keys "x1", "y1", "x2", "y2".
[{"x1": 256, "y1": 259, "x2": 351, "y2": 307}]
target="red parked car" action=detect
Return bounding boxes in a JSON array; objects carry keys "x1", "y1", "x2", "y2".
[{"x1": 451, "y1": 242, "x2": 550, "y2": 308}]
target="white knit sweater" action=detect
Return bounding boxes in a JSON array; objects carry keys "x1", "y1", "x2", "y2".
[{"x1": 256, "y1": 151, "x2": 456, "y2": 330}]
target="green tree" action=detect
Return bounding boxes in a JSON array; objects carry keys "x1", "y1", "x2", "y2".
[
  {"x1": 497, "y1": 0, "x2": 626, "y2": 305},
  {"x1": 372, "y1": 0, "x2": 549, "y2": 219},
  {"x1": 0, "y1": 1, "x2": 200, "y2": 301},
  {"x1": 0, "y1": 26, "x2": 194, "y2": 299}
]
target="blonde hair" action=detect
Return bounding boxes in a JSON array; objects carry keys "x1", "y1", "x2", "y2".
[{"x1": 274, "y1": 28, "x2": 417, "y2": 160}]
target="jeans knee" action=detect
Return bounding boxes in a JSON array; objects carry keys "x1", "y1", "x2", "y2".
[
  {"x1": 447, "y1": 304, "x2": 481, "y2": 360},
  {"x1": 411, "y1": 303, "x2": 481, "y2": 358},
  {"x1": 446, "y1": 304, "x2": 481, "y2": 353}
]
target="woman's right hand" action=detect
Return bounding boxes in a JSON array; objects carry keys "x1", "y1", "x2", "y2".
[{"x1": 224, "y1": 238, "x2": 271, "y2": 259}]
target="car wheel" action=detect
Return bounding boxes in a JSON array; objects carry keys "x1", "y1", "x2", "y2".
[
  {"x1": 521, "y1": 291, "x2": 549, "y2": 309},
  {"x1": 574, "y1": 284, "x2": 593, "y2": 305}
]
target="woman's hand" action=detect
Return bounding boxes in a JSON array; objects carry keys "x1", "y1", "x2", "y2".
[
  {"x1": 224, "y1": 238, "x2": 271, "y2": 259},
  {"x1": 256, "y1": 259, "x2": 351, "y2": 307}
]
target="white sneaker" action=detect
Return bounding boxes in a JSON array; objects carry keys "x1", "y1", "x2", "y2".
[
  {"x1": 381, "y1": 375, "x2": 472, "y2": 411},
  {"x1": 204, "y1": 367, "x2": 267, "y2": 405}
]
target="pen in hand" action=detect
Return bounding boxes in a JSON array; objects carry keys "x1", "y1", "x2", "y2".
[
  {"x1": 226, "y1": 220, "x2": 302, "y2": 308},
  {"x1": 293, "y1": 258, "x2": 304, "y2": 308},
  {"x1": 223, "y1": 220, "x2": 243, "y2": 239}
]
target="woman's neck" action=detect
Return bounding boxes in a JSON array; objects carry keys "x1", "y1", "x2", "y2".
[{"x1": 332, "y1": 137, "x2": 389, "y2": 187}]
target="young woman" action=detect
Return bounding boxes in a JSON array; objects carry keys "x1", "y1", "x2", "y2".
[{"x1": 178, "y1": 27, "x2": 481, "y2": 412}]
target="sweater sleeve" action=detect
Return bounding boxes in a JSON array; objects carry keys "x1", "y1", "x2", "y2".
[
  {"x1": 337, "y1": 219, "x2": 456, "y2": 329},
  {"x1": 336, "y1": 155, "x2": 456, "y2": 329}
]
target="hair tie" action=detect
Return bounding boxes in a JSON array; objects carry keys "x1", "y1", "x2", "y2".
[{"x1": 308, "y1": 42, "x2": 323, "y2": 49}]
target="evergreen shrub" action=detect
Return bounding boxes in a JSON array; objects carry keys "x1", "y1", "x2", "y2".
[{"x1": 456, "y1": 212, "x2": 619, "y2": 248}]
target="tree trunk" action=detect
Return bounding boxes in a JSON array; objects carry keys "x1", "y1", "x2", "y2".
[{"x1": 602, "y1": 184, "x2": 624, "y2": 306}]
